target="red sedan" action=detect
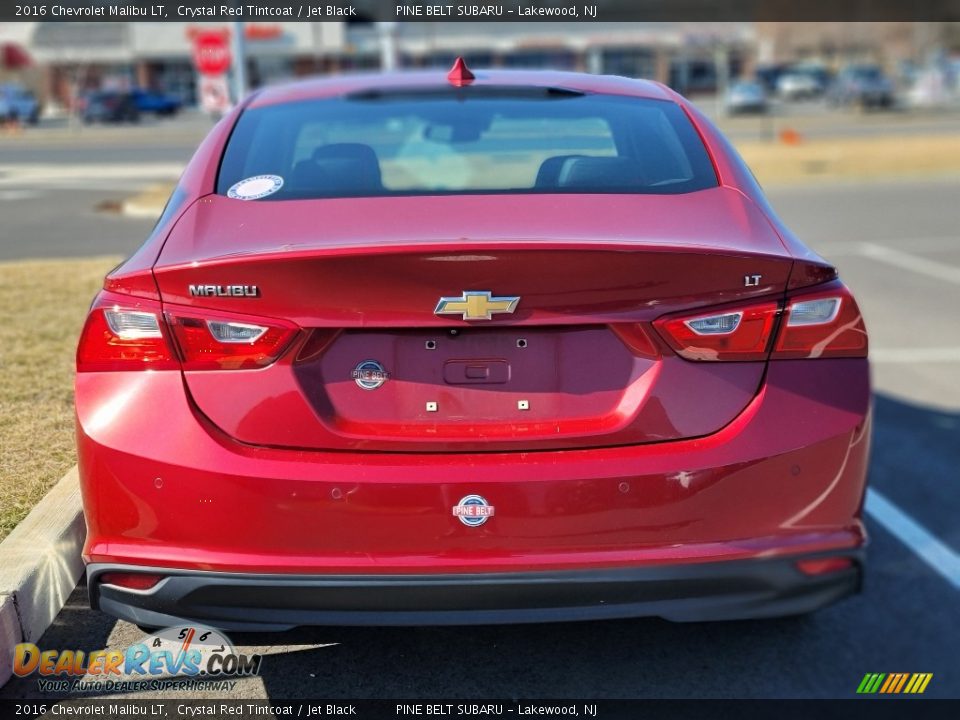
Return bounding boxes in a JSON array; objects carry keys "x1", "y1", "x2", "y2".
[{"x1": 76, "y1": 61, "x2": 870, "y2": 629}]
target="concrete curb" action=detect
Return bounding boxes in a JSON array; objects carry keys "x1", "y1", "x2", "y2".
[{"x1": 0, "y1": 467, "x2": 86, "y2": 687}]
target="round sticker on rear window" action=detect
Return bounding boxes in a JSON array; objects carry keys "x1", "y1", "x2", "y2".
[{"x1": 227, "y1": 174, "x2": 284, "y2": 200}]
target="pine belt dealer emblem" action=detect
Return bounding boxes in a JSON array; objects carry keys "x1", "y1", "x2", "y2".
[
  {"x1": 435, "y1": 291, "x2": 519, "y2": 321},
  {"x1": 352, "y1": 360, "x2": 390, "y2": 390},
  {"x1": 453, "y1": 495, "x2": 495, "y2": 527}
]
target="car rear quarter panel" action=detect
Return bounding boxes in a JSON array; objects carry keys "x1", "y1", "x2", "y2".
[{"x1": 673, "y1": 94, "x2": 836, "y2": 286}]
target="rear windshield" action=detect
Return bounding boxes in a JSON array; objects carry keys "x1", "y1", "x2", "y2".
[{"x1": 216, "y1": 89, "x2": 717, "y2": 200}]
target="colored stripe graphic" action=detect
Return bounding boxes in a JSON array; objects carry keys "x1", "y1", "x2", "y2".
[
  {"x1": 857, "y1": 673, "x2": 933, "y2": 694},
  {"x1": 880, "y1": 674, "x2": 899, "y2": 693},
  {"x1": 906, "y1": 673, "x2": 934, "y2": 694},
  {"x1": 858, "y1": 673, "x2": 886, "y2": 694}
]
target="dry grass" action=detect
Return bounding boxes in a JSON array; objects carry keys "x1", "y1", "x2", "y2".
[
  {"x1": 738, "y1": 133, "x2": 960, "y2": 186},
  {"x1": 0, "y1": 256, "x2": 121, "y2": 540}
]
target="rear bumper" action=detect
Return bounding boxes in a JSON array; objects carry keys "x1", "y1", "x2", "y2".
[
  {"x1": 77, "y1": 358, "x2": 871, "y2": 624},
  {"x1": 89, "y1": 552, "x2": 863, "y2": 630}
]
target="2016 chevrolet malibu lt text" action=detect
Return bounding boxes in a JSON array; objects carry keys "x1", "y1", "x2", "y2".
[{"x1": 76, "y1": 60, "x2": 870, "y2": 630}]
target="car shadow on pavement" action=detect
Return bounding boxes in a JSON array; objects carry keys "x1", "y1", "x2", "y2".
[{"x1": 1, "y1": 393, "x2": 957, "y2": 700}]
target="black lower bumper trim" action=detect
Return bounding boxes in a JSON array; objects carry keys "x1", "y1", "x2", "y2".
[{"x1": 88, "y1": 552, "x2": 863, "y2": 630}]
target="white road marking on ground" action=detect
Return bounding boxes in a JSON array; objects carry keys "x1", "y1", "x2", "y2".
[
  {"x1": 821, "y1": 237, "x2": 959, "y2": 256},
  {"x1": 0, "y1": 163, "x2": 182, "y2": 188},
  {"x1": 11, "y1": 181, "x2": 157, "y2": 193},
  {"x1": 858, "y1": 242, "x2": 960, "y2": 285},
  {"x1": 870, "y1": 347, "x2": 960, "y2": 363},
  {"x1": 813, "y1": 242, "x2": 862, "y2": 256},
  {"x1": 0, "y1": 190, "x2": 41, "y2": 201},
  {"x1": 865, "y1": 489, "x2": 960, "y2": 591}
]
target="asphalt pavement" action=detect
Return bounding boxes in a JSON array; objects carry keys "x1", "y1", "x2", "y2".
[
  {"x1": 0, "y1": 113, "x2": 958, "y2": 700},
  {"x1": 0, "y1": 187, "x2": 156, "y2": 260}
]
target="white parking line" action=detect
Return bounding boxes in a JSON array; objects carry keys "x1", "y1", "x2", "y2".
[
  {"x1": 0, "y1": 163, "x2": 182, "y2": 189},
  {"x1": 858, "y1": 242, "x2": 960, "y2": 285},
  {"x1": 0, "y1": 190, "x2": 41, "y2": 201},
  {"x1": 865, "y1": 489, "x2": 960, "y2": 591},
  {"x1": 870, "y1": 347, "x2": 960, "y2": 363},
  {"x1": 9, "y1": 181, "x2": 156, "y2": 193},
  {"x1": 822, "y1": 236, "x2": 959, "y2": 256}
]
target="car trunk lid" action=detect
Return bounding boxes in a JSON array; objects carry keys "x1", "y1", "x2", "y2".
[{"x1": 154, "y1": 189, "x2": 794, "y2": 452}]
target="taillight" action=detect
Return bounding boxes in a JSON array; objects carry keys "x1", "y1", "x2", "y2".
[
  {"x1": 773, "y1": 284, "x2": 867, "y2": 359},
  {"x1": 78, "y1": 291, "x2": 300, "y2": 372},
  {"x1": 653, "y1": 281, "x2": 867, "y2": 362},
  {"x1": 76, "y1": 291, "x2": 178, "y2": 372},
  {"x1": 166, "y1": 310, "x2": 298, "y2": 370},
  {"x1": 653, "y1": 301, "x2": 779, "y2": 361}
]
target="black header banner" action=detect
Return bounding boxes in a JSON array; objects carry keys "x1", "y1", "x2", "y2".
[
  {"x1": 2, "y1": 700, "x2": 960, "y2": 720},
  {"x1": 5, "y1": 0, "x2": 960, "y2": 22}
]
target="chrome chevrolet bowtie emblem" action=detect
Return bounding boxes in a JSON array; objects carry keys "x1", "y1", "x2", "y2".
[{"x1": 434, "y1": 291, "x2": 520, "y2": 321}]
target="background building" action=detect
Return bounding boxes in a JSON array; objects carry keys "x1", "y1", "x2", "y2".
[
  {"x1": 2, "y1": 21, "x2": 755, "y2": 109},
  {"x1": 1, "y1": 21, "x2": 957, "y2": 111}
]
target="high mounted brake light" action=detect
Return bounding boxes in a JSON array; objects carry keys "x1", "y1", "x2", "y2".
[{"x1": 653, "y1": 280, "x2": 867, "y2": 362}]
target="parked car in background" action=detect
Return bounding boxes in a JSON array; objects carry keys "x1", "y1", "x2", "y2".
[
  {"x1": 80, "y1": 91, "x2": 141, "y2": 124},
  {"x1": 754, "y1": 64, "x2": 786, "y2": 94},
  {"x1": 130, "y1": 88, "x2": 182, "y2": 116},
  {"x1": 794, "y1": 64, "x2": 832, "y2": 94},
  {"x1": 0, "y1": 84, "x2": 40, "y2": 124},
  {"x1": 906, "y1": 66, "x2": 953, "y2": 109},
  {"x1": 776, "y1": 71, "x2": 822, "y2": 100},
  {"x1": 725, "y1": 80, "x2": 769, "y2": 114},
  {"x1": 828, "y1": 65, "x2": 896, "y2": 109}
]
